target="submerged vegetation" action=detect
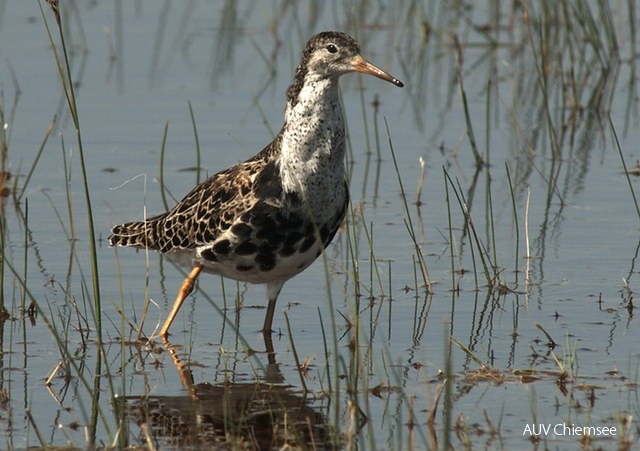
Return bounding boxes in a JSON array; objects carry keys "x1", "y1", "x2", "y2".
[{"x1": 0, "y1": 0, "x2": 638, "y2": 449}]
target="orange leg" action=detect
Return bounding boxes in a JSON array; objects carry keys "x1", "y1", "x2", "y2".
[{"x1": 159, "y1": 264, "x2": 204, "y2": 339}]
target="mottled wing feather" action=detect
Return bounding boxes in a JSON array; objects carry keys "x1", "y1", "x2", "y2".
[{"x1": 109, "y1": 140, "x2": 279, "y2": 252}]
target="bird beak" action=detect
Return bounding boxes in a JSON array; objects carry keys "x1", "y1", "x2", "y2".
[{"x1": 351, "y1": 55, "x2": 404, "y2": 87}]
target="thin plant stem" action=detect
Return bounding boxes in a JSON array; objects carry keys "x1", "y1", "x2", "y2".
[
  {"x1": 17, "y1": 116, "x2": 56, "y2": 202},
  {"x1": 284, "y1": 311, "x2": 308, "y2": 393},
  {"x1": 385, "y1": 118, "x2": 431, "y2": 288},
  {"x1": 505, "y1": 163, "x2": 520, "y2": 286},
  {"x1": 611, "y1": 114, "x2": 640, "y2": 222},
  {"x1": 188, "y1": 101, "x2": 202, "y2": 185},
  {"x1": 159, "y1": 121, "x2": 170, "y2": 211}
]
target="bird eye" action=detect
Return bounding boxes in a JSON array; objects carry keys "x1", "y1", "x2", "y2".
[{"x1": 325, "y1": 44, "x2": 338, "y2": 54}]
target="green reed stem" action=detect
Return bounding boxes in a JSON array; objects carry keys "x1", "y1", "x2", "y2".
[
  {"x1": 17, "y1": 117, "x2": 56, "y2": 202},
  {"x1": 318, "y1": 228, "x2": 340, "y2": 447},
  {"x1": 21, "y1": 200, "x2": 28, "y2": 316},
  {"x1": 485, "y1": 166, "x2": 498, "y2": 273},
  {"x1": 385, "y1": 118, "x2": 431, "y2": 289},
  {"x1": 444, "y1": 169, "x2": 478, "y2": 287},
  {"x1": 360, "y1": 214, "x2": 385, "y2": 298},
  {"x1": 505, "y1": 163, "x2": 520, "y2": 286},
  {"x1": 25, "y1": 408, "x2": 47, "y2": 448},
  {"x1": 317, "y1": 307, "x2": 332, "y2": 394},
  {"x1": 0, "y1": 94, "x2": 7, "y2": 176},
  {"x1": 454, "y1": 36, "x2": 483, "y2": 168},
  {"x1": 284, "y1": 311, "x2": 308, "y2": 393},
  {"x1": 188, "y1": 101, "x2": 202, "y2": 185},
  {"x1": 443, "y1": 327, "x2": 453, "y2": 451},
  {"x1": 611, "y1": 114, "x2": 640, "y2": 222},
  {"x1": 346, "y1": 204, "x2": 362, "y2": 303},
  {"x1": 159, "y1": 121, "x2": 170, "y2": 211}
]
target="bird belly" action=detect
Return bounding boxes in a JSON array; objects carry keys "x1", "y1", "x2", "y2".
[{"x1": 165, "y1": 240, "x2": 323, "y2": 285}]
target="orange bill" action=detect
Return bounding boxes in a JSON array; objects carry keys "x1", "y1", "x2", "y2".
[{"x1": 351, "y1": 55, "x2": 404, "y2": 87}]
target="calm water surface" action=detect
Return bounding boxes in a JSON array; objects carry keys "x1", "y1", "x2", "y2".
[{"x1": 0, "y1": 1, "x2": 639, "y2": 449}]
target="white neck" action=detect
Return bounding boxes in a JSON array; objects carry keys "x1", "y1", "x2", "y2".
[{"x1": 278, "y1": 78, "x2": 347, "y2": 210}]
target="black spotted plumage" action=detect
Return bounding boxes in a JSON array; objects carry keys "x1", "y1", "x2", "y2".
[{"x1": 109, "y1": 31, "x2": 402, "y2": 339}]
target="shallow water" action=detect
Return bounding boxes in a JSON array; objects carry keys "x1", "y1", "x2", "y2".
[{"x1": 1, "y1": 1, "x2": 639, "y2": 449}]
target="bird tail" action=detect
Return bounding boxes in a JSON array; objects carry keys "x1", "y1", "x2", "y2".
[{"x1": 109, "y1": 220, "x2": 161, "y2": 250}]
